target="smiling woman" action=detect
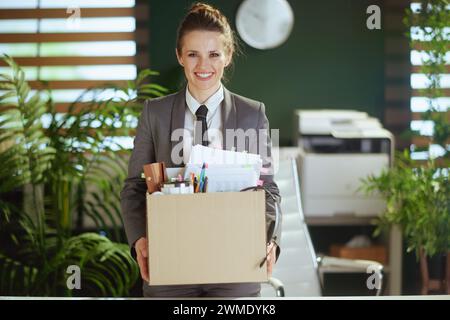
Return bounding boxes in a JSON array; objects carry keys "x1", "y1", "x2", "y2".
[
  {"x1": 176, "y1": 30, "x2": 231, "y2": 104},
  {"x1": 120, "y1": 2, "x2": 282, "y2": 299},
  {"x1": 174, "y1": 3, "x2": 235, "y2": 103}
]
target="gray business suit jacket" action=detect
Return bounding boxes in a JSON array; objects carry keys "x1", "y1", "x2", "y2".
[{"x1": 120, "y1": 86, "x2": 281, "y2": 260}]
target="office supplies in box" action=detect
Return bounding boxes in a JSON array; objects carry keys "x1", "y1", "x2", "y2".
[
  {"x1": 146, "y1": 190, "x2": 268, "y2": 286},
  {"x1": 183, "y1": 163, "x2": 259, "y2": 192}
]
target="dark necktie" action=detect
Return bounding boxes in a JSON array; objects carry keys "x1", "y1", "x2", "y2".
[{"x1": 195, "y1": 104, "x2": 209, "y2": 146}]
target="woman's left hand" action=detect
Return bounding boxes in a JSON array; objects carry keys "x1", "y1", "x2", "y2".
[{"x1": 266, "y1": 241, "x2": 277, "y2": 277}]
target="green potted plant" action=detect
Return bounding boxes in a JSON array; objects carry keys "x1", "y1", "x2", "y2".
[
  {"x1": 361, "y1": 151, "x2": 449, "y2": 294},
  {"x1": 0, "y1": 55, "x2": 168, "y2": 296},
  {"x1": 361, "y1": 0, "x2": 449, "y2": 295}
]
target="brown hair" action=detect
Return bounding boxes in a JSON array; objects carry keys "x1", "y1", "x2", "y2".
[{"x1": 176, "y1": 2, "x2": 236, "y2": 60}]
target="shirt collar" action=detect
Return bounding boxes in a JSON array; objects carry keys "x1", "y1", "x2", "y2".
[{"x1": 186, "y1": 83, "x2": 224, "y2": 117}]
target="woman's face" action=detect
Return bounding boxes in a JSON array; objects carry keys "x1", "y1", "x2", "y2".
[{"x1": 176, "y1": 30, "x2": 231, "y2": 99}]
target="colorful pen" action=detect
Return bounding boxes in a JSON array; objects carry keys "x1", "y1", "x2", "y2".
[{"x1": 198, "y1": 163, "x2": 207, "y2": 192}]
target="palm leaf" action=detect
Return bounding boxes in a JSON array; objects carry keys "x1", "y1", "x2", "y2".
[
  {"x1": 61, "y1": 233, "x2": 139, "y2": 297},
  {"x1": 0, "y1": 252, "x2": 38, "y2": 295},
  {"x1": 0, "y1": 56, "x2": 166, "y2": 297}
]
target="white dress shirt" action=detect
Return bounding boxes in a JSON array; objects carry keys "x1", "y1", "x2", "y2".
[{"x1": 183, "y1": 84, "x2": 224, "y2": 164}]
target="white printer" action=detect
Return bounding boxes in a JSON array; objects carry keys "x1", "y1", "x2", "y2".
[{"x1": 294, "y1": 110, "x2": 394, "y2": 218}]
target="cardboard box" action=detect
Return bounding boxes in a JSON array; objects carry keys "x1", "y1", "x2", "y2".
[
  {"x1": 330, "y1": 244, "x2": 387, "y2": 264},
  {"x1": 146, "y1": 190, "x2": 267, "y2": 286}
]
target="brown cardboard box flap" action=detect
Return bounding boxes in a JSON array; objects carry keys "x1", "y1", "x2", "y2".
[{"x1": 147, "y1": 190, "x2": 267, "y2": 285}]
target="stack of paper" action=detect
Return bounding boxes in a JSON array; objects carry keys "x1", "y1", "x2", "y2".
[
  {"x1": 188, "y1": 145, "x2": 262, "y2": 170},
  {"x1": 185, "y1": 145, "x2": 262, "y2": 192}
]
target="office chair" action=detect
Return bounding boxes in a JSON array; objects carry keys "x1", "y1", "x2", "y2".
[{"x1": 260, "y1": 156, "x2": 384, "y2": 297}]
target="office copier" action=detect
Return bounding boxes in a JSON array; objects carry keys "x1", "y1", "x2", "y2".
[{"x1": 294, "y1": 110, "x2": 394, "y2": 218}]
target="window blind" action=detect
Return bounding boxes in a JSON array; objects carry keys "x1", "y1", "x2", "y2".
[{"x1": 0, "y1": 0, "x2": 149, "y2": 115}]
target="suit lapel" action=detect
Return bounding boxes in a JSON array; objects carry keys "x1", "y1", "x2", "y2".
[
  {"x1": 170, "y1": 87, "x2": 186, "y2": 166},
  {"x1": 221, "y1": 86, "x2": 237, "y2": 150}
]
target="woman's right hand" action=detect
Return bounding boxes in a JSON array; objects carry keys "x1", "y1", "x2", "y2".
[{"x1": 135, "y1": 237, "x2": 149, "y2": 282}]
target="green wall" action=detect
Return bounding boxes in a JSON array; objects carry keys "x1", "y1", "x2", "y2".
[{"x1": 148, "y1": 0, "x2": 385, "y2": 145}]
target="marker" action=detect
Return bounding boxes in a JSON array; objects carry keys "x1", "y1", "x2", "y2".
[{"x1": 199, "y1": 163, "x2": 207, "y2": 192}]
